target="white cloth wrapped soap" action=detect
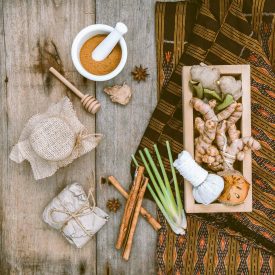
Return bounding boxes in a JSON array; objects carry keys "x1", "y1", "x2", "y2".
[
  {"x1": 43, "y1": 182, "x2": 108, "y2": 248},
  {"x1": 173, "y1": 150, "x2": 224, "y2": 205}
]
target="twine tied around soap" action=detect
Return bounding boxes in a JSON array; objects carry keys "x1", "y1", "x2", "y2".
[{"x1": 49, "y1": 172, "x2": 97, "y2": 238}]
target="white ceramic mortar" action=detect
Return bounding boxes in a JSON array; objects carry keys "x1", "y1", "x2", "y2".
[{"x1": 71, "y1": 24, "x2": 127, "y2": 81}]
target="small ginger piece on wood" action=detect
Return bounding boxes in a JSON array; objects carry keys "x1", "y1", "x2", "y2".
[{"x1": 104, "y1": 83, "x2": 132, "y2": 105}]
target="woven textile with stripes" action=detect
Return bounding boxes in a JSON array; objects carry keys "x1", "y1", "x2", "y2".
[{"x1": 131, "y1": 0, "x2": 275, "y2": 273}]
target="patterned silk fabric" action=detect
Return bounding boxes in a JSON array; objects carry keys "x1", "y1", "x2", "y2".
[{"x1": 132, "y1": 0, "x2": 275, "y2": 273}]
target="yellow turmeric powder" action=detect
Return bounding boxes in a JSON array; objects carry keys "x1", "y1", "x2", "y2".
[{"x1": 80, "y1": 34, "x2": 122, "y2": 75}]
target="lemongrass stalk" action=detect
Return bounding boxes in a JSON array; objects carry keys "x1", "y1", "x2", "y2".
[
  {"x1": 166, "y1": 141, "x2": 183, "y2": 215},
  {"x1": 138, "y1": 150, "x2": 174, "y2": 216},
  {"x1": 144, "y1": 148, "x2": 179, "y2": 217},
  {"x1": 143, "y1": 145, "x2": 185, "y2": 231},
  {"x1": 144, "y1": 148, "x2": 173, "y2": 202},
  {"x1": 133, "y1": 146, "x2": 186, "y2": 235},
  {"x1": 138, "y1": 150, "x2": 165, "y2": 202},
  {"x1": 131, "y1": 154, "x2": 139, "y2": 167},
  {"x1": 132, "y1": 155, "x2": 177, "y2": 220},
  {"x1": 153, "y1": 144, "x2": 176, "y2": 207},
  {"x1": 139, "y1": 151, "x2": 177, "y2": 218},
  {"x1": 147, "y1": 184, "x2": 181, "y2": 230},
  {"x1": 148, "y1": 184, "x2": 185, "y2": 235}
]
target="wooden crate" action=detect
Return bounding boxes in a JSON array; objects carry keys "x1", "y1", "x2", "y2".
[{"x1": 182, "y1": 65, "x2": 252, "y2": 213}]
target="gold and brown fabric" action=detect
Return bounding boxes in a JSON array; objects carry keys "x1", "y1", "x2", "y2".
[
  {"x1": 155, "y1": 1, "x2": 198, "y2": 97},
  {"x1": 132, "y1": 0, "x2": 275, "y2": 273},
  {"x1": 206, "y1": 0, "x2": 275, "y2": 72},
  {"x1": 156, "y1": 0, "x2": 275, "y2": 93}
]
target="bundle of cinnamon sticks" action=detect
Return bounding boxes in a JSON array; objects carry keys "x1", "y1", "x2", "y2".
[
  {"x1": 109, "y1": 166, "x2": 153, "y2": 261},
  {"x1": 108, "y1": 176, "x2": 161, "y2": 231}
]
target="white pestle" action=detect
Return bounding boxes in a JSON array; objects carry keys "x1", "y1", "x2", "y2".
[{"x1": 92, "y1": 22, "x2": 128, "y2": 62}]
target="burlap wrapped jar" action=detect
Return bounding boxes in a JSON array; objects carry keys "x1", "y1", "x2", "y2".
[{"x1": 10, "y1": 97, "x2": 102, "y2": 180}]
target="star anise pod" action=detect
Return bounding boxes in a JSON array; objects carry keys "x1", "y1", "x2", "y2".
[
  {"x1": 106, "y1": 198, "x2": 121, "y2": 213},
  {"x1": 131, "y1": 65, "x2": 149, "y2": 82}
]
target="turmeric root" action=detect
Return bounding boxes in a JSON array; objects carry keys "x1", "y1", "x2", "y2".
[
  {"x1": 228, "y1": 123, "x2": 241, "y2": 142},
  {"x1": 190, "y1": 98, "x2": 218, "y2": 121},
  {"x1": 216, "y1": 121, "x2": 261, "y2": 170},
  {"x1": 191, "y1": 99, "x2": 220, "y2": 168},
  {"x1": 227, "y1": 103, "x2": 243, "y2": 125},
  {"x1": 191, "y1": 98, "x2": 238, "y2": 123},
  {"x1": 215, "y1": 120, "x2": 227, "y2": 149},
  {"x1": 216, "y1": 102, "x2": 237, "y2": 122},
  {"x1": 194, "y1": 117, "x2": 223, "y2": 170},
  {"x1": 191, "y1": 98, "x2": 237, "y2": 170},
  {"x1": 194, "y1": 117, "x2": 205, "y2": 135},
  {"x1": 190, "y1": 98, "x2": 260, "y2": 172}
]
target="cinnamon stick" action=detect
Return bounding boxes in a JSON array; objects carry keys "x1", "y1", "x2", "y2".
[
  {"x1": 108, "y1": 176, "x2": 161, "y2": 231},
  {"x1": 116, "y1": 166, "x2": 145, "y2": 249},
  {"x1": 122, "y1": 177, "x2": 149, "y2": 260}
]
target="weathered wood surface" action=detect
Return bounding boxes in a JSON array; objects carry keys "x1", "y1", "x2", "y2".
[
  {"x1": 0, "y1": 0, "x2": 162, "y2": 274},
  {"x1": 0, "y1": 0, "x2": 97, "y2": 274},
  {"x1": 95, "y1": 0, "x2": 158, "y2": 274}
]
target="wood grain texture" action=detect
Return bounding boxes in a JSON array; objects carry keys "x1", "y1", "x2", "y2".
[
  {"x1": 1, "y1": 0, "x2": 97, "y2": 274},
  {"x1": 95, "y1": 1, "x2": 158, "y2": 274},
  {"x1": 0, "y1": 0, "x2": 177, "y2": 273},
  {"x1": 0, "y1": 0, "x2": 7, "y2": 271}
]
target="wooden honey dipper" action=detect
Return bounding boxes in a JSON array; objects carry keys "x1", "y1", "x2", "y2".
[{"x1": 49, "y1": 67, "x2": 101, "y2": 114}]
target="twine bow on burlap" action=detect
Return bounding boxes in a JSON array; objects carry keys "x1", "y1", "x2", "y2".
[{"x1": 73, "y1": 131, "x2": 103, "y2": 158}]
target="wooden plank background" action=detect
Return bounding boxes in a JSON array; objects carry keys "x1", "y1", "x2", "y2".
[
  {"x1": 1, "y1": 0, "x2": 98, "y2": 274},
  {"x1": 0, "y1": 0, "x2": 173, "y2": 274},
  {"x1": 95, "y1": 1, "x2": 157, "y2": 274}
]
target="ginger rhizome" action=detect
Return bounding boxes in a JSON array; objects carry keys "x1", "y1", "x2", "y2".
[
  {"x1": 218, "y1": 76, "x2": 242, "y2": 100},
  {"x1": 190, "y1": 98, "x2": 261, "y2": 172},
  {"x1": 190, "y1": 63, "x2": 220, "y2": 91},
  {"x1": 190, "y1": 63, "x2": 243, "y2": 101}
]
